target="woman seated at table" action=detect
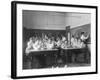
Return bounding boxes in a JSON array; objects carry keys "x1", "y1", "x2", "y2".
[
  {"x1": 77, "y1": 38, "x2": 86, "y2": 48},
  {"x1": 71, "y1": 35, "x2": 78, "y2": 48},
  {"x1": 25, "y1": 37, "x2": 42, "y2": 54},
  {"x1": 33, "y1": 38, "x2": 41, "y2": 50},
  {"x1": 55, "y1": 37, "x2": 61, "y2": 48},
  {"x1": 25, "y1": 38, "x2": 34, "y2": 54},
  {"x1": 71, "y1": 35, "x2": 85, "y2": 48},
  {"x1": 46, "y1": 38, "x2": 55, "y2": 49},
  {"x1": 61, "y1": 37, "x2": 68, "y2": 49}
]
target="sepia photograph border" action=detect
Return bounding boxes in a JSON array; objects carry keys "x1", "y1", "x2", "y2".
[{"x1": 11, "y1": 1, "x2": 98, "y2": 79}]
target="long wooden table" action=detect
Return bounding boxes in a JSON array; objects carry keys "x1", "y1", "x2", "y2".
[
  {"x1": 62, "y1": 47, "x2": 90, "y2": 63},
  {"x1": 25, "y1": 47, "x2": 90, "y2": 68}
]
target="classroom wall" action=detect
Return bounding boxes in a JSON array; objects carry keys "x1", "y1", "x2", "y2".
[
  {"x1": 23, "y1": 10, "x2": 66, "y2": 30},
  {"x1": 23, "y1": 10, "x2": 91, "y2": 30},
  {"x1": 65, "y1": 13, "x2": 91, "y2": 28}
]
